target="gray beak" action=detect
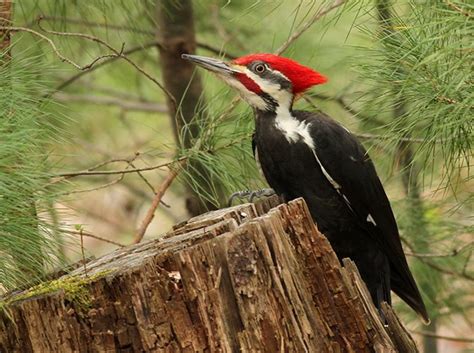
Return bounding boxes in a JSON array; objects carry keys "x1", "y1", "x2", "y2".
[{"x1": 181, "y1": 54, "x2": 239, "y2": 75}]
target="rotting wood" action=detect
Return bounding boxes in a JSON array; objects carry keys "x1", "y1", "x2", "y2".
[{"x1": 0, "y1": 197, "x2": 418, "y2": 352}]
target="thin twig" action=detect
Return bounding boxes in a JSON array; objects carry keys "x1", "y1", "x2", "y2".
[
  {"x1": 196, "y1": 42, "x2": 236, "y2": 60},
  {"x1": 64, "y1": 229, "x2": 126, "y2": 248},
  {"x1": 37, "y1": 15, "x2": 237, "y2": 59},
  {"x1": 60, "y1": 175, "x2": 124, "y2": 195},
  {"x1": 50, "y1": 154, "x2": 141, "y2": 184},
  {"x1": 411, "y1": 330, "x2": 474, "y2": 343},
  {"x1": 36, "y1": 16, "x2": 177, "y2": 109},
  {"x1": 54, "y1": 41, "x2": 160, "y2": 92},
  {"x1": 420, "y1": 258, "x2": 473, "y2": 281},
  {"x1": 133, "y1": 160, "x2": 186, "y2": 244},
  {"x1": 402, "y1": 236, "x2": 473, "y2": 281},
  {"x1": 444, "y1": 0, "x2": 473, "y2": 18},
  {"x1": 56, "y1": 156, "x2": 188, "y2": 178},
  {"x1": 79, "y1": 229, "x2": 88, "y2": 277},
  {"x1": 405, "y1": 241, "x2": 473, "y2": 258},
  {"x1": 0, "y1": 26, "x2": 117, "y2": 70},
  {"x1": 53, "y1": 92, "x2": 167, "y2": 113},
  {"x1": 275, "y1": 0, "x2": 346, "y2": 55}
]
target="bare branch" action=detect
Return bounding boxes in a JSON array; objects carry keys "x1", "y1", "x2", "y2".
[
  {"x1": 36, "y1": 17, "x2": 177, "y2": 109},
  {"x1": 63, "y1": 229, "x2": 126, "y2": 248},
  {"x1": 37, "y1": 15, "x2": 238, "y2": 58},
  {"x1": 55, "y1": 156, "x2": 188, "y2": 178},
  {"x1": 60, "y1": 175, "x2": 124, "y2": 195},
  {"x1": 53, "y1": 92, "x2": 167, "y2": 113},
  {"x1": 0, "y1": 26, "x2": 117, "y2": 70},
  {"x1": 54, "y1": 41, "x2": 160, "y2": 92},
  {"x1": 402, "y1": 236, "x2": 473, "y2": 281},
  {"x1": 419, "y1": 258, "x2": 473, "y2": 281},
  {"x1": 411, "y1": 330, "x2": 474, "y2": 343},
  {"x1": 275, "y1": 0, "x2": 346, "y2": 55},
  {"x1": 405, "y1": 241, "x2": 473, "y2": 258},
  {"x1": 133, "y1": 161, "x2": 186, "y2": 244},
  {"x1": 196, "y1": 41, "x2": 236, "y2": 60}
]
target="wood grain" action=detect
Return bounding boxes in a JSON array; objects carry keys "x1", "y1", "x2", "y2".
[{"x1": 0, "y1": 197, "x2": 417, "y2": 352}]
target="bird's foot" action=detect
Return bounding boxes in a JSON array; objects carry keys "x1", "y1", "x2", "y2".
[{"x1": 228, "y1": 188, "x2": 276, "y2": 206}]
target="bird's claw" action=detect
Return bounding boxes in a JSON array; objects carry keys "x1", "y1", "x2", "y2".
[{"x1": 228, "y1": 188, "x2": 276, "y2": 206}]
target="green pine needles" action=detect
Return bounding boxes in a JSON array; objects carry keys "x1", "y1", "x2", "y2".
[
  {"x1": 358, "y1": 0, "x2": 472, "y2": 189},
  {"x1": 0, "y1": 50, "x2": 66, "y2": 292}
]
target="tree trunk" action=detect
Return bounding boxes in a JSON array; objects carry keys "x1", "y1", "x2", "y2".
[
  {"x1": 156, "y1": 0, "x2": 216, "y2": 217},
  {"x1": 0, "y1": 198, "x2": 418, "y2": 352}
]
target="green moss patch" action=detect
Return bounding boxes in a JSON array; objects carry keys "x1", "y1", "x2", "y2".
[{"x1": 0, "y1": 270, "x2": 111, "y2": 314}]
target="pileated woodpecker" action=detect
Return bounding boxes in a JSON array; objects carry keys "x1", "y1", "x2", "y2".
[{"x1": 182, "y1": 53, "x2": 429, "y2": 323}]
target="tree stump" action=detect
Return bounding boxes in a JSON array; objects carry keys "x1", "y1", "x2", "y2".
[{"x1": 0, "y1": 198, "x2": 418, "y2": 352}]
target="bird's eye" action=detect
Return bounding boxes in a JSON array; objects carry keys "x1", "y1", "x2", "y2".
[{"x1": 255, "y1": 64, "x2": 266, "y2": 73}]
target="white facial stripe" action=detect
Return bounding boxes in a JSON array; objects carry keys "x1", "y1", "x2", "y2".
[
  {"x1": 219, "y1": 73, "x2": 267, "y2": 110},
  {"x1": 244, "y1": 68, "x2": 289, "y2": 105}
]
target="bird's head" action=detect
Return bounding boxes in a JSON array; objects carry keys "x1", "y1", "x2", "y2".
[{"x1": 182, "y1": 53, "x2": 327, "y2": 111}]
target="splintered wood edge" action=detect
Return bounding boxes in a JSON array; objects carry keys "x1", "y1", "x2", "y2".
[
  {"x1": 381, "y1": 302, "x2": 418, "y2": 353},
  {"x1": 341, "y1": 258, "x2": 418, "y2": 353}
]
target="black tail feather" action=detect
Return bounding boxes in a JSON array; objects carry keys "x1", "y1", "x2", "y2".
[{"x1": 391, "y1": 267, "x2": 430, "y2": 324}]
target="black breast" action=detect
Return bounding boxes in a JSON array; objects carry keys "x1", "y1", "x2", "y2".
[{"x1": 254, "y1": 110, "x2": 354, "y2": 234}]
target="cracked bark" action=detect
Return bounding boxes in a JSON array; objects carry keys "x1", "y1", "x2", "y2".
[{"x1": 1, "y1": 197, "x2": 418, "y2": 352}]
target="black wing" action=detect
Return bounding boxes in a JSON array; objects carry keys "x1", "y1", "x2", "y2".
[{"x1": 298, "y1": 110, "x2": 429, "y2": 322}]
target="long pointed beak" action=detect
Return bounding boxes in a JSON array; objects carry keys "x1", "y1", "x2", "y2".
[{"x1": 181, "y1": 54, "x2": 239, "y2": 75}]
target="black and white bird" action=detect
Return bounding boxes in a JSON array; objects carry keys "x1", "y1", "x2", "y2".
[{"x1": 182, "y1": 53, "x2": 429, "y2": 323}]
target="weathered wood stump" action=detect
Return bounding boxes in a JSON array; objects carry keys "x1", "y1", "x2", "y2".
[{"x1": 0, "y1": 198, "x2": 418, "y2": 352}]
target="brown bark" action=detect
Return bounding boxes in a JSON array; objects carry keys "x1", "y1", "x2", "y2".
[
  {"x1": 156, "y1": 0, "x2": 216, "y2": 217},
  {"x1": 0, "y1": 197, "x2": 418, "y2": 352}
]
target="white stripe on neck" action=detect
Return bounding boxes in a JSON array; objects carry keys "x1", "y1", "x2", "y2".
[
  {"x1": 274, "y1": 100, "x2": 314, "y2": 149},
  {"x1": 273, "y1": 104, "x2": 344, "y2": 195}
]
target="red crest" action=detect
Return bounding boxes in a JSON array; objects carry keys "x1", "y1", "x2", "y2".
[{"x1": 233, "y1": 53, "x2": 327, "y2": 94}]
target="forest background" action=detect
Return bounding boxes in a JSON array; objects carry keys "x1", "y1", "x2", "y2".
[{"x1": 0, "y1": 1, "x2": 472, "y2": 352}]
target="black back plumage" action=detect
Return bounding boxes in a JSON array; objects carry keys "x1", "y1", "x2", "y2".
[{"x1": 253, "y1": 109, "x2": 429, "y2": 323}]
